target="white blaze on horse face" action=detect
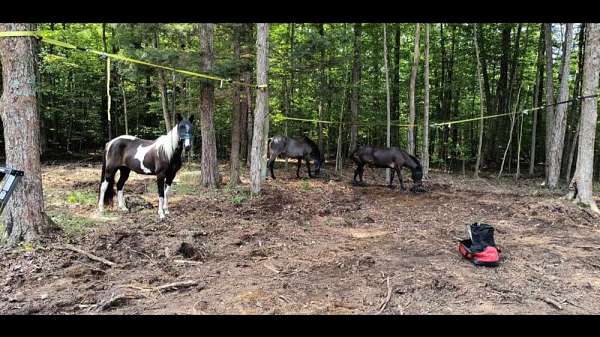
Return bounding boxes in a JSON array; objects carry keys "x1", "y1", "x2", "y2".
[
  {"x1": 98, "y1": 181, "x2": 109, "y2": 212},
  {"x1": 134, "y1": 144, "x2": 154, "y2": 174},
  {"x1": 184, "y1": 138, "x2": 191, "y2": 149}
]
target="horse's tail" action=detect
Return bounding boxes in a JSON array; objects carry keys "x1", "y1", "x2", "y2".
[{"x1": 98, "y1": 144, "x2": 115, "y2": 207}]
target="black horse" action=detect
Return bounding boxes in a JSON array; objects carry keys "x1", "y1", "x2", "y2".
[
  {"x1": 351, "y1": 145, "x2": 424, "y2": 192},
  {"x1": 98, "y1": 113, "x2": 194, "y2": 219},
  {"x1": 267, "y1": 135, "x2": 323, "y2": 179}
]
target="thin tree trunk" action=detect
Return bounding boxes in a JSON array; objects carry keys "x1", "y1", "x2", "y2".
[
  {"x1": 229, "y1": 25, "x2": 243, "y2": 187},
  {"x1": 318, "y1": 24, "x2": 325, "y2": 153},
  {"x1": 198, "y1": 23, "x2": 220, "y2": 188},
  {"x1": 499, "y1": 83, "x2": 523, "y2": 178},
  {"x1": 530, "y1": 24, "x2": 545, "y2": 176},
  {"x1": 250, "y1": 23, "x2": 269, "y2": 194},
  {"x1": 0, "y1": 23, "x2": 47, "y2": 245},
  {"x1": 348, "y1": 23, "x2": 361, "y2": 156},
  {"x1": 408, "y1": 23, "x2": 421, "y2": 156},
  {"x1": 422, "y1": 24, "x2": 430, "y2": 178},
  {"x1": 544, "y1": 23, "x2": 556, "y2": 183},
  {"x1": 547, "y1": 23, "x2": 574, "y2": 188},
  {"x1": 121, "y1": 78, "x2": 129, "y2": 135},
  {"x1": 391, "y1": 24, "x2": 401, "y2": 146},
  {"x1": 102, "y1": 23, "x2": 112, "y2": 140},
  {"x1": 153, "y1": 30, "x2": 172, "y2": 132},
  {"x1": 566, "y1": 23, "x2": 600, "y2": 214},
  {"x1": 383, "y1": 24, "x2": 391, "y2": 183},
  {"x1": 473, "y1": 24, "x2": 485, "y2": 178}
]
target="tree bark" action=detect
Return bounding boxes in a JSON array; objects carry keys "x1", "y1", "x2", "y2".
[
  {"x1": 198, "y1": 23, "x2": 220, "y2": 188},
  {"x1": 547, "y1": 23, "x2": 574, "y2": 188},
  {"x1": 121, "y1": 77, "x2": 129, "y2": 135},
  {"x1": 102, "y1": 23, "x2": 113, "y2": 140},
  {"x1": 250, "y1": 23, "x2": 269, "y2": 194},
  {"x1": 422, "y1": 24, "x2": 431, "y2": 178},
  {"x1": 0, "y1": 23, "x2": 47, "y2": 245},
  {"x1": 391, "y1": 24, "x2": 401, "y2": 146},
  {"x1": 348, "y1": 23, "x2": 361, "y2": 155},
  {"x1": 566, "y1": 23, "x2": 600, "y2": 214},
  {"x1": 544, "y1": 23, "x2": 556, "y2": 183},
  {"x1": 229, "y1": 25, "x2": 243, "y2": 187},
  {"x1": 153, "y1": 30, "x2": 172, "y2": 132},
  {"x1": 408, "y1": 23, "x2": 421, "y2": 156},
  {"x1": 530, "y1": 24, "x2": 545, "y2": 176},
  {"x1": 473, "y1": 24, "x2": 486, "y2": 179},
  {"x1": 318, "y1": 24, "x2": 326, "y2": 153},
  {"x1": 383, "y1": 24, "x2": 392, "y2": 183}
]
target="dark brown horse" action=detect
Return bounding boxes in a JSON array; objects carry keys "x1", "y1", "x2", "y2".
[
  {"x1": 267, "y1": 135, "x2": 323, "y2": 179},
  {"x1": 98, "y1": 113, "x2": 194, "y2": 219},
  {"x1": 351, "y1": 145, "x2": 424, "y2": 192}
]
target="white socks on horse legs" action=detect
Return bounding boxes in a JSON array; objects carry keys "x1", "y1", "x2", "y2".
[
  {"x1": 98, "y1": 181, "x2": 109, "y2": 213},
  {"x1": 158, "y1": 197, "x2": 165, "y2": 219},
  {"x1": 117, "y1": 190, "x2": 128, "y2": 211},
  {"x1": 163, "y1": 184, "x2": 171, "y2": 215}
]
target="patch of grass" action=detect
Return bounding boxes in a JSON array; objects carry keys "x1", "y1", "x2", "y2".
[
  {"x1": 301, "y1": 180, "x2": 311, "y2": 191},
  {"x1": 225, "y1": 186, "x2": 251, "y2": 205},
  {"x1": 0, "y1": 222, "x2": 5, "y2": 244},
  {"x1": 66, "y1": 191, "x2": 97, "y2": 206},
  {"x1": 47, "y1": 210, "x2": 97, "y2": 238}
]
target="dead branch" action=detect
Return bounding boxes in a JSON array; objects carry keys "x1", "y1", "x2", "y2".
[
  {"x1": 538, "y1": 296, "x2": 563, "y2": 310},
  {"x1": 174, "y1": 259, "x2": 203, "y2": 265},
  {"x1": 376, "y1": 276, "x2": 392, "y2": 315},
  {"x1": 263, "y1": 263, "x2": 280, "y2": 274},
  {"x1": 156, "y1": 280, "x2": 203, "y2": 292},
  {"x1": 61, "y1": 244, "x2": 117, "y2": 267}
]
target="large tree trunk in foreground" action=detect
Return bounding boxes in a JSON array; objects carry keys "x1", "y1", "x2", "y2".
[
  {"x1": 198, "y1": 23, "x2": 220, "y2": 188},
  {"x1": 422, "y1": 24, "x2": 430, "y2": 177},
  {"x1": 566, "y1": 23, "x2": 600, "y2": 214},
  {"x1": 547, "y1": 23, "x2": 574, "y2": 188},
  {"x1": 250, "y1": 23, "x2": 269, "y2": 194},
  {"x1": 348, "y1": 23, "x2": 361, "y2": 156},
  {"x1": 0, "y1": 23, "x2": 47, "y2": 245},
  {"x1": 408, "y1": 23, "x2": 421, "y2": 156}
]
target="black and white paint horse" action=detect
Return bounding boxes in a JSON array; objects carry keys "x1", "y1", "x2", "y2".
[
  {"x1": 267, "y1": 135, "x2": 323, "y2": 179},
  {"x1": 98, "y1": 113, "x2": 194, "y2": 219}
]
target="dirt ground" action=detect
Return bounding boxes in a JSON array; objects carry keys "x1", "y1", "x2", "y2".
[{"x1": 1, "y1": 161, "x2": 599, "y2": 314}]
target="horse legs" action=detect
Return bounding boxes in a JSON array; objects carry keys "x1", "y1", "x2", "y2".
[
  {"x1": 98, "y1": 166, "x2": 117, "y2": 213},
  {"x1": 268, "y1": 154, "x2": 276, "y2": 180},
  {"x1": 305, "y1": 157, "x2": 313, "y2": 178},
  {"x1": 116, "y1": 167, "x2": 131, "y2": 212},
  {"x1": 353, "y1": 164, "x2": 364, "y2": 186},
  {"x1": 389, "y1": 168, "x2": 396, "y2": 188},
  {"x1": 296, "y1": 158, "x2": 302, "y2": 178},
  {"x1": 164, "y1": 172, "x2": 175, "y2": 215},
  {"x1": 396, "y1": 166, "x2": 406, "y2": 190},
  {"x1": 156, "y1": 174, "x2": 167, "y2": 219}
]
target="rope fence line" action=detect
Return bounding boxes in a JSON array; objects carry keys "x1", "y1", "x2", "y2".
[
  {"x1": 270, "y1": 94, "x2": 599, "y2": 129},
  {"x1": 0, "y1": 31, "x2": 260, "y2": 89}
]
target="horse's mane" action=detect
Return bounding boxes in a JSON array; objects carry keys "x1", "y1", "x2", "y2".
[
  {"x1": 301, "y1": 135, "x2": 321, "y2": 158},
  {"x1": 406, "y1": 152, "x2": 422, "y2": 172},
  {"x1": 155, "y1": 124, "x2": 179, "y2": 161}
]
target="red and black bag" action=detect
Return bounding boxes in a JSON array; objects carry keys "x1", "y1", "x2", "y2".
[{"x1": 458, "y1": 223, "x2": 501, "y2": 267}]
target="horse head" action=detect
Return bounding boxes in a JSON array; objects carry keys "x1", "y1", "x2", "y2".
[{"x1": 175, "y1": 113, "x2": 195, "y2": 151}]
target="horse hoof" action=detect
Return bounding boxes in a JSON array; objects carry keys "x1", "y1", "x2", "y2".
[{"x1": 164, "y1": 210, "x2": 170, "y2": 215}]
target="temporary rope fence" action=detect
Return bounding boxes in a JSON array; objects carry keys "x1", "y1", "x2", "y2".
[
  {"x1": 270, "y1": 94, "x2": 599, "y2": 129},
  {"x1": 0, "y1": 31, "x2": 260, "y2": 89}
]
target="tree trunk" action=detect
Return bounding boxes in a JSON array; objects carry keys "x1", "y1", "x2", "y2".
[
  {"x1": 544, "y1": 23, "x2": 556, "y2": 183},
  {"x1": 422, "y1": 24, "x2": 430, "y2": 178},
  {"x1": 102, "y1": 23, "x2": 113, "y2": 140},
  {"x1": 391, "y1": 24, "x2": 401, "y2": 146},
  {"x1": 408, "y1": 23, "x2": 421, "y2": 156},
  {"x1": 473, "y1": 24, "x2": 485, "y2": 179},
  {"x1": 348, "y1": 23, "x2": 361, "y2": 155},
  {"x1": 530, "y1": 25, "x2": 545, "y2": 176},
  {"x1": 229, "y1": 25, "x2": 243, "y2": 187},
  {"x1": 547, "y1": 23, "x2": 574, "y2": 188},
  {"x1": 121, "y1": 77, "x2": 129, "y2": 135},
  {"x1": 0, "y1": 23, "x2": 47, "y2": 245},
  {"x1": 566, "y1": 23, "x2": 600, "y2": 214},
  {"x1": 250, "y1": 23, "x2": 269, "y2": 194},
  {"x1": 383, "y1": 24, "x2": 391, "y2": 183},
  {"x1": 198, "y1": 23, "x2": 220, "y2": 188},
  {"x1": 318, "y1": 24, "x2": 326, "y2": 153}
]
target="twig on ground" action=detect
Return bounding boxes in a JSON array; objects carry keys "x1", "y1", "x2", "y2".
[
  {"x1": 156, "y1": 280, "x2": 203, "y2": 292},
  {"x1": 376, "y1": 276, "x2": 392, "y2": 315},
  {"x1": 174, "y1": 259, "x2": 203, "y2": 265},
  {"x1": 89, "y1": 292, "x2": 140, "y2": 312},
  {"x1": 538, "y1": 297, "x2": 563, "y2": 310},
  {"x1": 263, "y1": 263, "x2": 280, "y2": 274},
  {"x1": 60, "y1": 244, "x2": 117, "y2": 267}
]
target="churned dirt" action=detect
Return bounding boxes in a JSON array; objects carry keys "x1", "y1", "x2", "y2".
[{"x1": 1, "y1": 161, "x2": 599, "y2": 314}]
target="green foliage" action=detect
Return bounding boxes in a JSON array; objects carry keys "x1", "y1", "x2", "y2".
[
  {"x1": 301, "y1": 180, "x2": 311, "y2": 191},
  {"x1": 66, "y1": 191, "x2": 97, "y2": 206},
  {"x1": 47, "y1": 210, "x2": 96, "y2": 238}
]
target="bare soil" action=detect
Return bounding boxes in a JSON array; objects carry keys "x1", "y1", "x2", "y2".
[{"x1": 1, "y1": 162, "x2": 599, "y2": 314}]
